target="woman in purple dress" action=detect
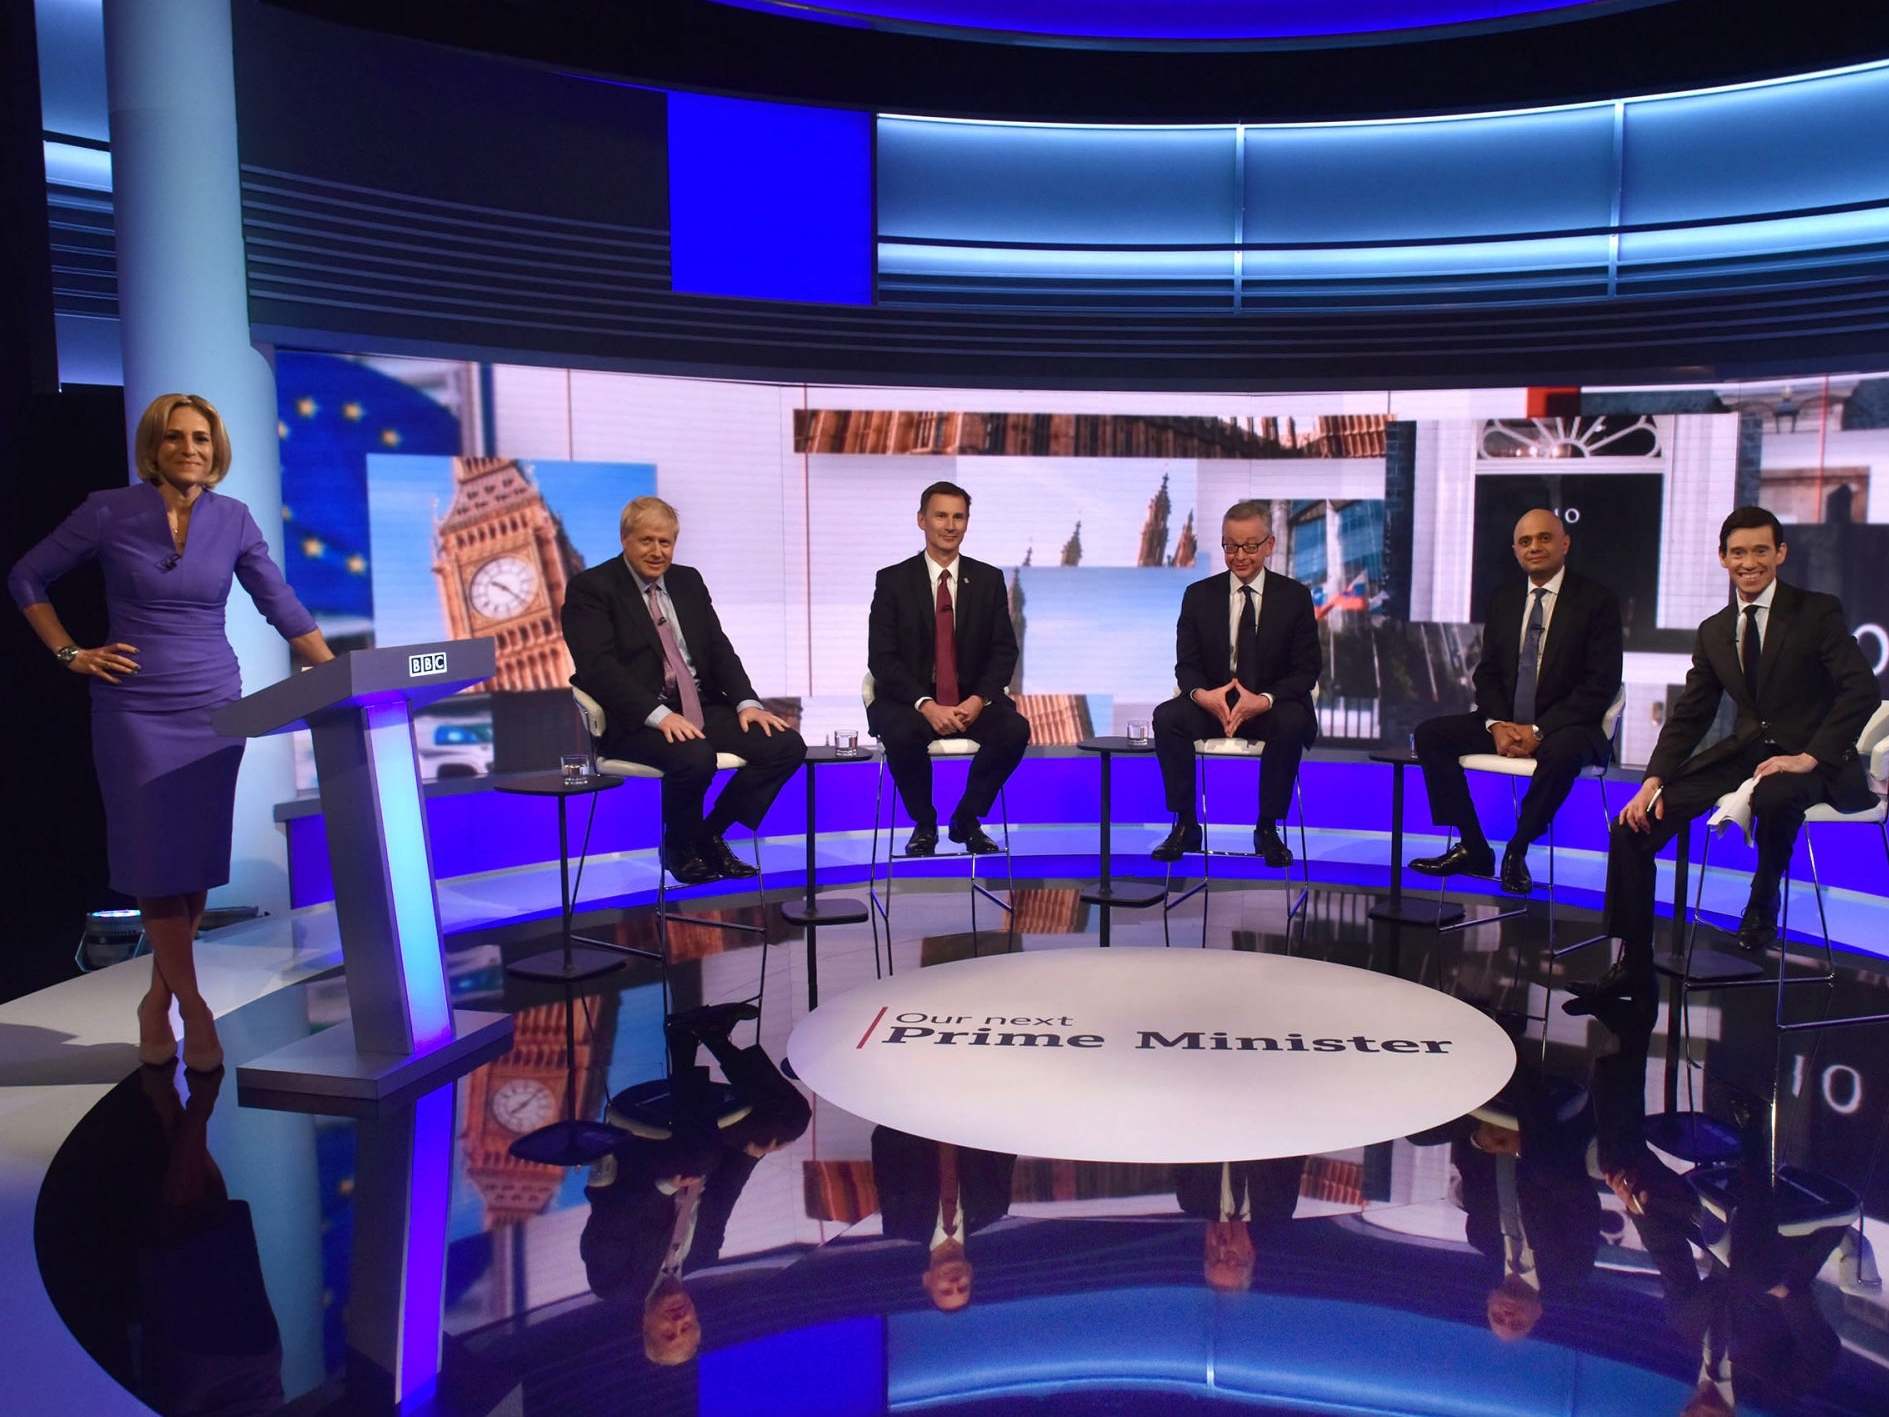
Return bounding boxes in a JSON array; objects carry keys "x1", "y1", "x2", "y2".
[{"x1": 10, "y1": 393, "x2": 333, "y2": 1072}]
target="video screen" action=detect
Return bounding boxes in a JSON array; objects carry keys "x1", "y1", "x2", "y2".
[{"x1": 275, "y1": 354, "x2": 1889, "y2": 784}]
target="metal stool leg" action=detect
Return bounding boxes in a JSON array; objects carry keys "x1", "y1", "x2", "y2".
[{"x1": 1553, "y1": 773, "x2": 1613, "y2": 958}]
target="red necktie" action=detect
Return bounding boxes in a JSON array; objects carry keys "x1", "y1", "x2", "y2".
[
  {"x1": 934, "y1": 571, "x2": 961, "y2": 707},
  {"x1": 937, "y1": 1143, "x2": 961, "y2": 1238}
]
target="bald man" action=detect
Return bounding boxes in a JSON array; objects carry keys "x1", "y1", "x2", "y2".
[{"x1": 1410, "y1": 509, "x2": 1623, "y2": 894}]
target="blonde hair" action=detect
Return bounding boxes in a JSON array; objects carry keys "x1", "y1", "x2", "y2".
[
  {"x1": 133, "y1": 393, "x2": 233, "y2": 487},
  {"x1": 620, "y1": 494, "x2": 679, "y2": 540}
]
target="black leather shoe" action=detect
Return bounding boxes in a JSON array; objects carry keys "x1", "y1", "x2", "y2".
[
  {"x1": 1151, "y1": 821, "x2": 1203, "y2": 862},
  {"x1": 1734, "y1": 899, "x2": 1778, "y2": 953},
  {"x1": 1499, "y1": 850, "x2": 1534, "y2": 896},
  {"x1": 1253, "y1": 824, "x2": 1293, "y2": 867},
  {"x1": 948, "y1": 818, "x2": 1003, "y2": 854},
  {"x1": 904, "y1": 823, "x2": 939, "y2": 856},
  {"x1": 663, "y1": 849, "x2": 719, "y2": 886},
  {"x1": 1561, "y1": 987, "x2": 1657, "y2": 1032},
  {"x1": 1565, "y1": 957, "x2": 1650, "y2": 1002},
  {"x1": 669, "y1": 1001, "x2": 759, "y2": 1040},
  {"x1": 1408, "y1": 842, "x2": 1495, "y2": 878},
  {"x1": 704, "y1": 836, "x2": 759, "y2": 879}
]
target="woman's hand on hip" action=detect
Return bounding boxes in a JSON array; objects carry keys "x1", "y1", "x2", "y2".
[{"x1": 69, "y1": 642, "x2": 140, "y2": 684}]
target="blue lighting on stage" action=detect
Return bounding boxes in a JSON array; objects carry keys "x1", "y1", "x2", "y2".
[
  {"x1": 668, "y1": 92, "x2": 873, "y2": 305},
  {"x1": 711, "y1": 1, "x2": 1653, "y2": 43},
  {"x1": 398, "y1": 1084, "x2": 455, "y2": 1408},
  {"x1": 364, "y1": 700, "x2": 453, "y2": 1052}
]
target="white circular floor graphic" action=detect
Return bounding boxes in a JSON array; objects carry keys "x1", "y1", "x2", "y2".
[{"x1": 787, "y1": 949, "x2": 1517, "y2": 1163}]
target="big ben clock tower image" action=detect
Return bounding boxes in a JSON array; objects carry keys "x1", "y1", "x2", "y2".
[{"x1": 433, "y1": 457, "x2": 586, "y2": 692}]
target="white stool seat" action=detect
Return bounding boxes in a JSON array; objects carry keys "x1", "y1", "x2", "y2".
[
  {"x1": 1194, "y1": 737, "x2": 1265, "y2": 757},
  {"x1": 1456, "y1": 752, "x2": 1536, "y2": 778},
  {"x1": 1804, "y1": 798, "x2": 1887, "y2": 826},
  {"x1": 598, "y1": 753, "x2": 749, "y2": 778},
  {"x1": 928, "y1": 738, "x2": 979, "y2": 757}
]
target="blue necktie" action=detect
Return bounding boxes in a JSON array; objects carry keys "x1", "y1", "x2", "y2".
[{"x1": 1513, "y1": 588, "x2": 1547, "y2": 725}]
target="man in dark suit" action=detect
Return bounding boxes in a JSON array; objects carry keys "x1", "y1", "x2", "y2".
[
  {"x1": 581, "y1": 1005, "x2": 810, "y2": 1364},
  {"x1": 563, "y1": 495, "x2": 806, "y2": 885},
  {"x1": 1173, "y1": 1157, "x2": 1306, "y2": 1292},
  {"x1": 867, "y1": 481, "x2": 1029, "y2": 856},
  {"x1": 1151, "y1": 500, "x2": 1320, "y2": 867},
  {"x1": 1575, "y1": 505, "x2": 1877, "y2": 1001},
  {"x1": 870, "y1": 1126, "x2": 1017, "y2": 1311},
  {"x1": 1409, "y1": 508, "x2": 1624, "y2": 894}
]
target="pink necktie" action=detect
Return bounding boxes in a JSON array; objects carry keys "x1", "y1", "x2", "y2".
[
  {"x1": 646, "y1": 584, "x2": 705, "y2": 729},
  {"x1": 934, "y1": 572, "x2": 960, "y2": 707}
]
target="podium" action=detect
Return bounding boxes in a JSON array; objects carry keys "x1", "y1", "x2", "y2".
[{"x1": 215, "y1": 640, "x2": 514, "y2": 1105}]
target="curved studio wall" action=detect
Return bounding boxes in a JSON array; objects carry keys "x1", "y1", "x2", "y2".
[{"x1": 225, "y1": 1, "x2": 1889, "y2": 387}]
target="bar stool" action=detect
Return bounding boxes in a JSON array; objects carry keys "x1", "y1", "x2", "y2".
[
  {"x1": 1163, "y1": 684, "x2": 1319, "y2": 946},
  {"x1": 571, "y1": 685, "x2": 772, "y2": 1027},
  {"x1": 862, "y1": 673, "x2": 1015, "y2": 970},
  {"x1": 1686, "y1": 1161, "x2": 1862, "y2": 1270},
  {"x1": 1672, "y1": 701, "x2": 1889, "y2": 1017},
  {"x1": 1433, "y1": 686, "x2": 1626, "y2": 953}
]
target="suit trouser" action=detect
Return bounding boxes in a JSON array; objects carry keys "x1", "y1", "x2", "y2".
[
  {"x1": 1152, "y1": 695, "x2": 1316, "y2": 823},
  {"x1": 603, "y1": 704, "x2": 805, "y2": 853},
  {"x1": 1413, "y1": 712, "x2": 1608, "y2": 849},
  {"x1": 867, "y1": 697, "x2": 1030, "y2": 824},
  {"x1": 1602, "y1": 742, "x2": 1840, "y2": 959}
]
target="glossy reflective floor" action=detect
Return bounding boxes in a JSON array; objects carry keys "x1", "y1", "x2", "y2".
[{"x1": 34, "y1": 872, "x2": 1889, "y2": 1416}]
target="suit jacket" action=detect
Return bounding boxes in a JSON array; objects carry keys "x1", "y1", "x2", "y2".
[
  {"x1": 1645, "y1": 579, "x2": 1877, "y2": 791},
  {"x1": 580, "y1": 1138, "x2": 758, "y2": 1303},
  {"x1": 578, "y1": 1054, "x2": 806, "y2": 1303},
  {"x1": 867, "y1": 553, "x2": 1018, "y2": 710},
  {"x1": 870, "y1": 1128, "x2": 1017, "y2": 1245},
  {"x1": 562, "y1": 558, "x2": 757, "y2": 734},
  {"x1": 1472, "y1": 569, "x2": 1623, "y2": 748},
  {"x1": 1173, "y1": 1159, "x2": 1306, "y2": 1226},
  {"x1": 1174, "y1": 570, "x2": 1321, "y2": 731}
]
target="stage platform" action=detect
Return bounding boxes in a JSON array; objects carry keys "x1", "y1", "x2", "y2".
[{"x1": 7, "y1": 846, "x2": 1889, "y2": 1414}]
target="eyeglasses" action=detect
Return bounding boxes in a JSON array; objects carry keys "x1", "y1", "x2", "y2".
[{"x1": 1220, "y1": 537, "x2": 1274, "y2": 555}]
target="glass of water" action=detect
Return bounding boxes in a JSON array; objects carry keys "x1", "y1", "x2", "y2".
[
  {"x1": 831, "y1": 728, "x2": 861, "y2": 758},
  {"x1": 1127, "y1": 719, "x2": 1152, "y2": 745},
  {"x1": 560, "y1": 752, "x2": 594, "y2": 782}
]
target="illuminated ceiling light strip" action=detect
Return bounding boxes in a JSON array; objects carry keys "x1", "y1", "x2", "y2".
[{"x1": 882, "y1": 54, "x2": 1889, "y2": 131}]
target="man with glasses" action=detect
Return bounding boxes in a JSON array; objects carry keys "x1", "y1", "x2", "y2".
[{"x1": 1151, "y1": 501, "x2": 1320, "y2": 865}]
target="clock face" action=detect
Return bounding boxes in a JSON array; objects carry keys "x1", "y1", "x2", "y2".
[
  {"x1": 468, "y1": 555, "x2": 539, "y2": 621},
  {"x1": 490, "y1": 1077, "x2": 557, "y2": 1133}
]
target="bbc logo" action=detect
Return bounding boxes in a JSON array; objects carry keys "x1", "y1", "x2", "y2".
[{"x1": 408, "y1": 652, "x2": 449, "y2": 677}]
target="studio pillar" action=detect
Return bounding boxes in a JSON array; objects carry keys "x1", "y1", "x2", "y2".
[{"x1": 105, "y1": 0, "x2": 293, "y2": 913}]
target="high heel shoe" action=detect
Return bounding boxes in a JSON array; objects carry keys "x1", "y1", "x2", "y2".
[
  {"x1": 179, "y1": 1006, "x2": 224, "y2": 1073},
  {"x1": 182, "y1": 1035, "x2": 225, "y2": 1073},
  {"x1": 137, "y1": 996, "x2": 177, "y2": 1067}
]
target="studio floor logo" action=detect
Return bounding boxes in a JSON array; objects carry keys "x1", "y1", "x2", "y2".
[{"x1": 789, "y1": 948, "x2": 1516, "y2": 1165}]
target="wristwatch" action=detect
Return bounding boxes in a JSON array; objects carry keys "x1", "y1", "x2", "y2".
[{"x1": 55, "y1": 644, "x2": 80, "y2": 666}]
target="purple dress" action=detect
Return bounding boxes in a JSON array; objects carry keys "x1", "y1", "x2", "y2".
[{"x1": 8, "y1": 482, "x2": 316, "y2": 898}]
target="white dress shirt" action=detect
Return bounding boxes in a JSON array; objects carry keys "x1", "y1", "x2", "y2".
[
  {"x1": 1734, "y1": 577, "x2": 1777, "y2": 672},
  {"x1": 627, "y1": 558, "x2": 761, "y2": 727},
  {"x1": 1486, "y1": 566, "x2": 1564, "y2": 733},
  {"x1": 916, "y1": 553, "x2": 963, "y2": 709}
]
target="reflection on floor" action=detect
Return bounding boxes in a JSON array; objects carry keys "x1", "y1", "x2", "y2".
[{"x1": 33, "y1": 875, "x2": 1889, "y2": 1415}]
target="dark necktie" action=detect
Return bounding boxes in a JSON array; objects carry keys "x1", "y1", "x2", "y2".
[
  {"x1": 934, "y1": 571, "x2": 961, "y2": 707},
  {"x1": 937, "y1": 1143, "x2": 961, "y2": 1239},
  {"x1": 1236, "y1": 584, "x2": 1260, "y2": 694},
  {"x1": 1742, "y1": 603, "x2": 1762, "y2": 703},
  {"x1": 1513, "y1": 588, "x2": 1547, "y2": 725}
]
